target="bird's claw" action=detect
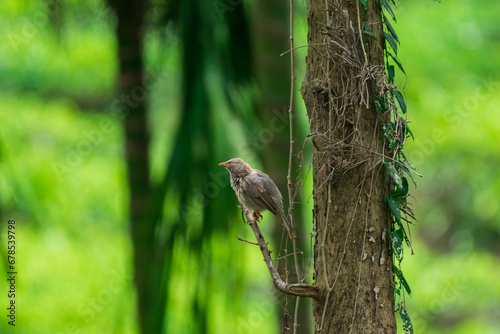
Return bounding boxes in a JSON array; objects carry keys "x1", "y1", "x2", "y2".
[{"x1": 253, "y1": 211, "x2": 263, "y2": 222}]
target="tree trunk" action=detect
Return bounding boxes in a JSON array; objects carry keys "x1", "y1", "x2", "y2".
[{"x1": 301, "y1": 0, "x2": 397, "y2": 333}]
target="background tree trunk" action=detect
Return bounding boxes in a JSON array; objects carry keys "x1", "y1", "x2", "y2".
[
  {"x1": 108, "y1": 1, "x2": 164, "y2": 333},
  {"x1": 301, "y1": 0, "x2": 397, "y2": 332}
]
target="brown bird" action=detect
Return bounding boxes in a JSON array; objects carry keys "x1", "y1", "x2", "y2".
[{"x1": 219, "y1": 158, "x2": 284, "y2": 222}]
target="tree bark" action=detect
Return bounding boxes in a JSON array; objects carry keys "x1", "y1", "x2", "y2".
[{"x1": 301, "y1": 0, "x2": 397, "y2": 333}]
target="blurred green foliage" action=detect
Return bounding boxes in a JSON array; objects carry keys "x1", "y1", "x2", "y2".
[
  {"x1": 0, "y1": 0, "x2": 498, "y2": 333},
  {"x1": 398, "y1": 0, "x2": 500, "y2": 333}
]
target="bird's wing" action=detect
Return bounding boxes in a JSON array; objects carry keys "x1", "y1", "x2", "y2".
[
  {"x1": 256, "y1": 171, "x2": 282, "y2": 201},
  {"x1": 243, "y1": 172, "x2": 281, "y2": 215}
]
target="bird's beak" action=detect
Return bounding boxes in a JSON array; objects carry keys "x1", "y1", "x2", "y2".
[{"x1": 218, "y1": 161, "x2": 229, "y2": 167}]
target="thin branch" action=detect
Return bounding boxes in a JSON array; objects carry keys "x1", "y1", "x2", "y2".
[
  {"x1": 287, "y1": 1, "x2": 303, "y2": 333},
  {"x1": 406, "y1": 219, "x2": 415, "y2": 255},
  {"x1": 280, "y1": 43, "x2": 328, "y2": 56},
  {"x1": 401, "y1": 216, "x2": 415, "y2": 225},
  {"x1": 237, "y1": 235, "x2": 259, "y2": 246},
  {"x1": 242, "y1": 207, "x2": 321, "y2": 300}
]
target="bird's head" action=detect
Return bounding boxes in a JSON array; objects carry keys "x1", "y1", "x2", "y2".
[{"x1": 218, "y1": 158, "x2": 252, "y2": 176}]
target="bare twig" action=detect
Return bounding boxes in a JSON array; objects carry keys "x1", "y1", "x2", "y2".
[
  {"x1": 406, "y1": 219, "x2": 415, "y2": 255},
  {"x1": 286, "y1": 0, "x2": 304, "y2": 332},
  {"x1": 280, "y1": 43, "x2": 328, "y2": 56},
  {"x1": 237, "y1": 235, "x2": 259, "y2": 246}
]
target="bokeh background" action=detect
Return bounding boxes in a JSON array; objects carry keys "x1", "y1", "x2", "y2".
[{"x1": 0, "y1": 0, "x2": 499, "y2": 333}]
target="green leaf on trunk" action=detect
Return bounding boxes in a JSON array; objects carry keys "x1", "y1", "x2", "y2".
[
  {"x1": 387, "y1": 65, "x2": 395, "y2": 83},
  {"x1": 398, "y1": 160, "x2": 417, "y2": 187},
  {"x1": 393, "y1": 177, "x2": 409, "y2": 197},
  {"x1": 399, "y1": 151, "x2": 415, "y2": 169},
  {"x1": 394, "y1": 266, "x2": 412, "y2": 296},
  {"x1": 384, "y1": 32, "x2": 398, "y2": 54},
  {"x1": 393, "y1": 90, "x2": 407, "y2": 113},
  {"x1": 386, "y1": 197, "x2": 411, "y2": 248},
  {"x1": 384, "y1": 161, "x2": 403, "y2": 190},
  {"x1": 383, "y1": 124, "x2": 397, "y2": 148},
  {"x1": 385, "y1": 194, "x2": 402, "y2": 227},
  {"x1": 375, "y1": 96, "x2": 387, "y2": 112},
  {"x1": 387, "y1": 51, "x2": 406, "y2": 75},
  {"x1": 394, "y1": 285, "x2": 401, "y2": 297},
  {"x1": 397, "y1": 302, "x2": 414, "y2": 334},
  {"x1": 363, "y1": 24, "x2": 377, "y2": 40},
  {"x1": 359, "y1": 0, "x2": 368, "y2": 7},
  {"x1": 390, "y1": 230, "x2": 404, "y2": 262},
  {"x1": 382, "y1": 0, "x2": 396, "y2": 21},
  {"x1": 397, "y1": 117, "x2": 410, "y2": 141},
  {"x1": 383, "y1": 14, "x2": 399, "y2": 42},
  {"x1": 404, "y1": 122, "x2": 414, "y2": 140}
]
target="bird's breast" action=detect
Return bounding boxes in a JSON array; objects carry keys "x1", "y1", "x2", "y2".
[
  {"x1": 230, "y1": 177, "x2": 243, "y2": 197},
  {"x1": 230, "y1": 176, "x2": 252, "y2": 209}
]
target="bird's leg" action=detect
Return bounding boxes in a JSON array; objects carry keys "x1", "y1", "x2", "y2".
[
  {"x1": 252, "y1": 212, "x2": 258, "y2": 221},
  {"x1": 253, "y1": 211, "x2": 263, "y2": 222}
]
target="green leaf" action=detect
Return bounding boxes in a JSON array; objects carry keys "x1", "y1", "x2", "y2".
[
  {"x1": 393, "y1": 90, "x2": 406, "y2": 113},
  {"x1": 398, "y1": 119, "x2": 414, "y2": 141},
  {"x1": 386, "y1": 195, "x2": 411, "y2": 248},
  {"x1": 383, "y1": 14, "x2": 399, "y2": 42},
  {"x1": 384, "y1": 32, "x2": 398, "y2": 54},
  {"x1": 382, "y1": 0, "x2": 396, "y2": 21},
  {"x1": 398, "y1": 118, "x2": 409, "y2": 143},
  {"x1": 399, "y1": 151, "x2": 415, "y2": 169},
  {"x1": 384, "y1": 161, "x2": 403, "y2": 190},
  {"x1": 404, "y1": 122, "x2": 414, "y2": 140},
  {"x1": 383, "y1": 124, "x2": 397, "y2": 148},
  {"x1": 398, "y1": 163, "x2": 416, "y2": 187},
  {"x1": 397, "y1": 302, "x2": 414, "y2": 334},
  {"x1": 359, "y1": 0, "x2": 368, "y2": 7},
  {"x1": 387, "y1": 65, "x2": 395, "y2": 83},
  {"x1": 390, "y1": 230, "x2": 404, "y2": 263},
  {"x1": 387, "y1": 51, "x2": 406, "y2": 75},
  {"x1": 395, "y1": 228, "x2": 406, "y2": 245},
  {"x1": 394, "y1": 284, "x2": 401, "y2": 297},
  {"x1": 397, "y1": 152, "x2": 417, "y2": 187},
  {"x1": 385, "y1": 194, "x2": 402, "y2": 227},
  {"x1": 394, "y1": 266, "x2": 412, "y2": 296},
  {"x1": 393, "y1": 177, "x2": 409, "y2": 197},
  {"x1": 363, "y1": 24, "x2": 377, "y2": 40},
  {"x1": 375, "y1": 96, "x2": 387, "y2": 112}
]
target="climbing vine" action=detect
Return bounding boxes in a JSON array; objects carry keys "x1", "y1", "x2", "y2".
[{"x1": 362, "y1": 0, "x2": 419, "y2": 332}]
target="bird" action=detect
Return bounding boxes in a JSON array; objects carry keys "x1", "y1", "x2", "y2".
[{"x1": 219, "y1": 158, "x2": 284, "y2": 222}]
